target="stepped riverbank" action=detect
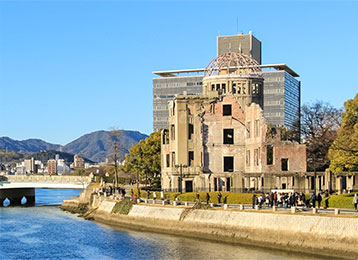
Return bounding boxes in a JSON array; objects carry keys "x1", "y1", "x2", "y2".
[{"x1": 61, "y1": 189, "x2": 358, "y2": 260}]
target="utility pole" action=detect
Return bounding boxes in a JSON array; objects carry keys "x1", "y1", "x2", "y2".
[{"x1": 109, "y1": 128, "x2": 121, "y2": 189}]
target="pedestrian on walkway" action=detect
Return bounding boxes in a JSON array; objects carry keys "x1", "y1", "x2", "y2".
[
  {"x1": 206, "y1": 192, "x2": 210, "y2": 205},
  {"x1": 153, "y1": 191, "x2": 157, "y2": 200},
  {"x1": 310, "y1": 192, "x2": 316, "y2": 208},
  {"x1": 353, "y1": 194, "x2": 358, "y2": 211},
  {"x1": 218, "y1": 191, "x2": 222, "y2": 204},
  {"x1": 317, "y1": 192, "x2": 322, "y2": 209},
  {"x1": 196, "y1": 193, "x2": 200, "y2": 203},
  {"x1": 252, "y1": 194, "x2": 257, "y2": 209}
]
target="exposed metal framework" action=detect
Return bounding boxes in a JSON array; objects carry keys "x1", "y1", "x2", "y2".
[{"x1": 204, "y1": 52, "x2": 262, "y2": 77}]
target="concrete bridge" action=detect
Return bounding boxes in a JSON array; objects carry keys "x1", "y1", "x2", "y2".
[{"x1": 0, "y1": 175, "x2": 91, "y2": 206}]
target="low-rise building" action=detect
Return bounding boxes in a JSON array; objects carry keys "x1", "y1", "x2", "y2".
[
  {"x1": 161, "y1": 52, "x2": 307, "y2": 192},
  {"x1": 71, "y1": 154, "x2": 84, "y2": 169}
]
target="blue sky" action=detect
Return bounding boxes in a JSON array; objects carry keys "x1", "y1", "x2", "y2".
[{"x1": 0, "y1": 1, "x2": 357, "y2": 145}]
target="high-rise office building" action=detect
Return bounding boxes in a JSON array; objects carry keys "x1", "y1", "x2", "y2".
[{"x1": 153, "y1": 32, "x2": 301, "y2": 132}]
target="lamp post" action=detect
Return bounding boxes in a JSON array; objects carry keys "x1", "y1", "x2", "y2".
[{"x1": 175, "y1": 164, "x2": 187, "y2": 193}]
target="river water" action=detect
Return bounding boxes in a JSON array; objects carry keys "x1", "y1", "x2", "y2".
[{"x1": 0, "y1": 189, "x2": 325, "y2": 260}]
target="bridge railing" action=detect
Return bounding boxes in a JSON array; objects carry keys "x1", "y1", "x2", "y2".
[{"x1": 4, "y1": 175, "x2": 92, "y2": 184}]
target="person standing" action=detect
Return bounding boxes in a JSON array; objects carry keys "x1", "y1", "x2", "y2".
[
  {"x1": 252, "y1": 194, "x2": 257, "y2": 209},
  {"x1": 153, "y1": 191, "x2": 157, "y2": 200},
  {"x1": 160, "y1": 191, "x2": 164, "y2": 200},
  {"x1": 196, "y1": 193, "x2": 200, "y2": 203},
  {"x1": 310, "y1": 192, "x2": 316, "y2": 208},
  {"x1": 218, "y1": 191, "x2": 222, "y2": 204},
  {"x1": 317, "y1": 192, "x2": 322, "y2": 209},
  {"x1": 206, "y1": 192, "x2": 210, "y2": 205},
  {"x1": 353, "y1": 194, "x2": 358, "y2": 211}
]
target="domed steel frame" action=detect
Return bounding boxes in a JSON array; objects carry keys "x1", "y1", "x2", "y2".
[{"x1": 204, "y1": 52, "x2": 262, "y2": 77}]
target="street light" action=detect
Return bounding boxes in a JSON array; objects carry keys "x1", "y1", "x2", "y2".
[{"x1": 175, "y1": 164, "x2": 188, "y2": 193}]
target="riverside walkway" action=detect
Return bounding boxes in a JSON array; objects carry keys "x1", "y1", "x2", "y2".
[{"x1": 133, "y1": 197, "x2": 358, "y2": 216}]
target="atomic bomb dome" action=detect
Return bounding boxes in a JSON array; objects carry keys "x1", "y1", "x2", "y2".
[{"x1": 204, "y1": 52, "x2": 262, "y2": 77}]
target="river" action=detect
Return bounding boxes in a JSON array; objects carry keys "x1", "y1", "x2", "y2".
[{"x1": 0, "y1": 189, "x2": 325, "y2": 259}]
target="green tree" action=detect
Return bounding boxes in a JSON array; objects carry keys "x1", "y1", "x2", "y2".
[
  {"x1": 329, "y1": 93, "x2": 358, "y2": 172},
  {"x1": 122, "y1": 130, "x2": 161, "y2": 188}
]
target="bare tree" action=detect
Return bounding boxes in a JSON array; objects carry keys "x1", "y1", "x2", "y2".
[
  {"x1": 301, "y1": 101, "x2": 342, "y2": 190},
  {"x1": 108, "y1": 127, "x2": 122, "y2": 188}
]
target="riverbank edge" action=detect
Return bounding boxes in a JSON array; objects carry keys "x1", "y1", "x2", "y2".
[{"x1": 61, "y1": 192, "x2": 358, "y2": 260}]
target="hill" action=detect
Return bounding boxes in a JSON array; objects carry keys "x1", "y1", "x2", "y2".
[
  {"x1": 0, "y1": 137, "x2": 61, "y2": 153},
  {"x1": 0, "y1": 150, "x2": 94, "y2": 166},
  {"x1": 62, "y1": 130, "x2": 148, "y2": 162}
]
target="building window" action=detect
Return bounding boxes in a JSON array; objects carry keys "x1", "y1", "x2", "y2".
[
  {"x1": 222, "y1": 83, "x2": 226, "y2": 93},
  {"x1": 166, "y1": 154, "x2": 170, "y2": 168},
  {"x1": 292, "y1": 176, "x2": 295, "y2": 186},
  {"x1": 170, "y1": 124, "x2": 175, "y2": 140},
  {"x1": 254, "y1": 149, "x2": 259, "y2": 166},
  {"x1": 188, "y1": 123, "x2": 194, "y2": 140},
  {"x1": 162, "y1": 130, "x2": 169, "y2": 144},
  {"x1": 252, "y1": 83, "x2": 257, "y2": 94},
  {"x1": 281, "y1": 158, "x2": 288, "y2": 171},
  {"x1": 216, "y1": 84, "x2": 220, "y2": 91},
  {"x1": 232, "y1": 83, "x2": 236, "y2": 94},
  {"x1": 188, "y1": 151, "x2": 194, "y2": 166},
  {"x1": 246, "y1": 150, "x2": 250, "y2": 166},
  {"x1": 261, "y1": 177, "x2": 264, "y2": 187},
  {"x1": 171, "y1": 152, "x2": 175, "y2": 167},
  {"x1": 255, "y1": 119, "x2": 260, "y2": 137},
  {"x1": 211, "y1": 84, "x2": 215, "y2": 91},
  {"x1": 223, "y1": 129, "x2": 234, "y2": 144},
  {"x1": 247, "y1": 121, "x2": 251, "y2": 138},
  {"x1": 223, "y1": 104, "x2": 232, "y2": 116},
  {"x1": 224, "y1": 156, "x2": 234, "y2": 172},
  {"x1": 266, "y1": 145, "x2": 273, "y2": 165}
]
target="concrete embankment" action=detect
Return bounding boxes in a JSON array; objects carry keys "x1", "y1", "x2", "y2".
[{"x1": 61, "y1": 193, "x2": 358, "y2": 260}]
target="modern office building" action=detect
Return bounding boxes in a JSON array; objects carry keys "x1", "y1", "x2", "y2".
[
  {"x1": 217, "y1": 31, "x2": 261, "y2": 64},
  {"x1": 153, "y1": 32, "x2": 301, "y2": 132}
]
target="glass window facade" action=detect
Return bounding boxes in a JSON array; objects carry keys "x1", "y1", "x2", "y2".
[{"x1": 153, "y1": 70, "x2": 300, "y2": 131}]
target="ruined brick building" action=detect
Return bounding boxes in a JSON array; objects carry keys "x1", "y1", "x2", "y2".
[{"x1": 161, "y1": 52, "x2": 307, "y2": 192}]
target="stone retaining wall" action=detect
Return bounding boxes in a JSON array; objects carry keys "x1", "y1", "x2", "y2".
[{"x1": 61, "y1": 194, "x2": 358, "y2": 260}]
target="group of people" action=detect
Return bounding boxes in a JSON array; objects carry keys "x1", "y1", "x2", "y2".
[
  {"x1": 98, "y1": 186, "x2": 358, "y2": 212},
  {"x1": 97, "y1": 186, "x2": 126, "y2": 198},
  {"x1": 252, "y1": 191, "x2": 328, "y2": 209}
]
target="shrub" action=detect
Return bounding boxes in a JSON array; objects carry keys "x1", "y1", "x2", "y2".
[{"x1": 112, "y1": 198, "x2": 136, "y2": 215}]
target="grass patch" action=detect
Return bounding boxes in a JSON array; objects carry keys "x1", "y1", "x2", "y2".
[
  {"x1": 112, "y1": 198, "x2": 136, "y2": 215},
  {"x1": 176, "y1": 192, "x2": 253, "y2": 204}
]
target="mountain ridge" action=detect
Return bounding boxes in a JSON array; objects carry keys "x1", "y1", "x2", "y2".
[{"x1": 0, "y1": 129, "x2": 149, "y2": 162}]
